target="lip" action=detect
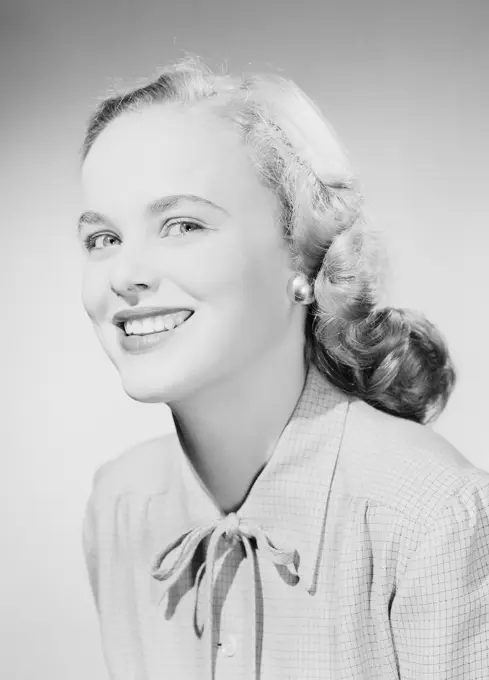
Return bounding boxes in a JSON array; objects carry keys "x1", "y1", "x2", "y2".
[
  {"x1": 112, "y1": 306, "x2": 194, "y2": 328},
  {"x1": 116, "y1": 310, "x2": 194, "y2": 355}
]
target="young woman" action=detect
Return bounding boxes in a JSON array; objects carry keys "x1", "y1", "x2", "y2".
[{"x1": 81, "y1": 57, "x2": 489, "y2": 680}]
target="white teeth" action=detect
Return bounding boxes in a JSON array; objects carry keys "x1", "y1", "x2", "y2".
[
  {"x1": 173, "y1": 311, "x2": 186, "y2": 325},
  {"x1": 140, "y1": 318, "x2": 154, "y2": 335},
  {"x1": 123, "y1": 311, "x2": 192, "y2": 336},
  {"x1": 132, "y1": 320, "x2": 143, "y2": 335},
  {"x1": 154, "y1": 316, "x2": 166, "y2": 332}
]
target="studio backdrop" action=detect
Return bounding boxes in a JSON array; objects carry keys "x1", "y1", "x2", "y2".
[{"x1": 1, "y1": 0, "x2": 487, "y2": 678}]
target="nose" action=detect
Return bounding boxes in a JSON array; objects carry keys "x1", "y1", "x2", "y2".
[{"x1": 109, "y1": 246, "x2": 160, "y2": 302}]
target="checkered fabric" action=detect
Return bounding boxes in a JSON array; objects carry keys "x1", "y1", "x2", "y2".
[{"x1": 83, "y1": 362, "x2": 489, "y2": 679}]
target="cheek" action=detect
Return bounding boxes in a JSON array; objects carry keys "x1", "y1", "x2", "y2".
[
  {"x1": 194, "y1": 240, "x2": 289, "y2": 328},
  {"x1": 190, "y1": 226, "x2": 285, "y2": 292},
  {"x1": 81, "y1": 265, "x2": 108, "y2": 322},
  {"x1": 186, "y1": 247, "x2": 261, "y2": 304}
]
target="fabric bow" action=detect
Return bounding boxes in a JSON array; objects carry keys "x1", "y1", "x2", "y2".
[{"x1": 151, "y1": 512, "x2": 300, "y2": 680}]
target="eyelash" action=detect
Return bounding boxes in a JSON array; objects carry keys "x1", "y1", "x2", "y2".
[{"x1": 83, "y1": 220, "x2": 205, "y2": 252}]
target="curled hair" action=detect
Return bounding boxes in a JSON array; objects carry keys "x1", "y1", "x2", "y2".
[{"x1": 82, "y1": 55, "x2": 456, "y2": 424}]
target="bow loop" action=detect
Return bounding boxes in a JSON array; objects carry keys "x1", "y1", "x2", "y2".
[
  {"x1": 151, "y1": 524, "x2": 213, "y2": 588},
  {"x1": 241, "y1": 519, "x2": 301, "y2": 576}
]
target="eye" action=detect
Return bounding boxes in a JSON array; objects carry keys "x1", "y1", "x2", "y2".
[
  {"x1": 84, "y1": 233, "x2": 120, "y2": 252},
  {"x1": 164, "y1": 219, "x2": 205, "y2": 237}
]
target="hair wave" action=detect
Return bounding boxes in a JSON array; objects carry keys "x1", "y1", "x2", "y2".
[{"x1": 82, "y1": 55, "x2": 456, "y2": 424}]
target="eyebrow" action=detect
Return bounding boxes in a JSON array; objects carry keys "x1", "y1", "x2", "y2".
[
  {"x1": 77, "y1": 194, "x2": 229, "y2": 234},
  {"x1": 77, "y1": 210, "x2": 112, "y2": 233},
  {"x1": 146, "y1": 194, "x2": 229, "y2": 217}
]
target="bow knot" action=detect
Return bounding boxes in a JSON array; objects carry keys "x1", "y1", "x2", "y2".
[{"x1": 222, "y1": 511, "x2": 242, "y2": 543}]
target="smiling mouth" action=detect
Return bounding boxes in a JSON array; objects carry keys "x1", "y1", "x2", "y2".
[{"x1": 117, "y1": 310, "x2": 194, "y2": 336}]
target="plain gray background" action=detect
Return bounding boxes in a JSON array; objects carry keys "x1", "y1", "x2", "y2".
[{"x1": 1, "y1": 0, "x2": 487, "y2": 677}]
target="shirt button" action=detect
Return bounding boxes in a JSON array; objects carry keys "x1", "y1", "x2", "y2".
[{"x1": 219, "y1": 633, "x2": 237, "y2": 657}]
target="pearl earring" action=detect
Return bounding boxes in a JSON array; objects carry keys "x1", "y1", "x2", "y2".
[{"x1": 288, "y1": 273, "x2": 315, "y2": 305}]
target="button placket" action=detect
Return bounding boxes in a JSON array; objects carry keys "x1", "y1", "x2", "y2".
[{"x1": 214, "y1": 531, "x2": 245, "y2": 674}]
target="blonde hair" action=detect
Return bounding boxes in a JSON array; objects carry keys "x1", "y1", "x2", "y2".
[{"x1": 83, "y1": 56, "x2": 456, "y2": 424}]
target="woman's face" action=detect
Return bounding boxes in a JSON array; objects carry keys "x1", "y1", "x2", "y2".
[{"x1": 80, "y1": 103, "x2": 299, "y2": 403}]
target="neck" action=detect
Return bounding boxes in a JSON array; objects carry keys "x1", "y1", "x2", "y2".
[{"x1": 168, "y1": 344, "x2": 309, "y2": 514}]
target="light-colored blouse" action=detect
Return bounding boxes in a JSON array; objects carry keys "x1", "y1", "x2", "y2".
[{"x1": 82, "y1": 362, "x2": 489, "y2": 679}]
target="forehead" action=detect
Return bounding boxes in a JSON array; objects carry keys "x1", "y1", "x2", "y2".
[{"x1": 81, "y1": 103, "x2": 260, "y2": 211}]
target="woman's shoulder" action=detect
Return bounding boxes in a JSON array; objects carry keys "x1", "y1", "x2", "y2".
[
  {"x1": 89, "y1": 432, "x2": 180, "y2": 501},
  {"x1": 338, "y1": 398, "x2": 489, "y2": 527}
]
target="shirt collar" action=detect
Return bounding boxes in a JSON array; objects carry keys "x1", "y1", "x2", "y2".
[{"x1": 171, "y1": 361, "x2": 351, "y2": 594}]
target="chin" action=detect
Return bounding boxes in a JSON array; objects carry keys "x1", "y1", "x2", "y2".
[
  {"x1": 120, "y1": 376, "x2": 181, "y2": 404},
  {"x1": 118, "y1": 365, "x2": 204, "y2": 404},
  {"x1": 122, "y1": 385, "x2": 168, "y2": 403}
]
